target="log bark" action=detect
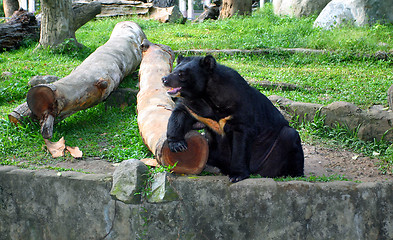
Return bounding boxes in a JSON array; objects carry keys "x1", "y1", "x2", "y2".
[
  {"x1": 38, "y1": 0, "x2": 101, "y2": 48},
  {"x1": 219, "y1": 0, "x2": 252, "y2": 19},
  {"x1": 0, "y1": 9, "x2": 40, "y2": 51},
  {"x1": 3, "y1": 0, "x2": 19, "y2": 19},
  {"x1": 75, "y1": 0, "x2": 153, "y2": 18},
  {"x1": 23, "y1": 21, "x2": 146, "y2": 139},
  {"x1": 137, "y1": 39, "x2": 209, "y2": 174}
]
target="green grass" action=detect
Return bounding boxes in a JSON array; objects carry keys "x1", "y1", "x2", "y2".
[
  {"x1": 0, "y1": 0, "x2": 4, "y2": 18},
  {"x1": 71, "y1": 5, "x2": 393, "y2": 54},
  {"x1": 1, "y1": 4, "x2": 393, "y2": 176},
  {"x1": 273, "y1": 174, "x2": 356, "y2": 182}
]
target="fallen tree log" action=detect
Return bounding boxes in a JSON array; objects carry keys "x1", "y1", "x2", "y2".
[
  {"x1": 22, "y1": 21, "x2": 146, "y2": 139},
  {"x1": 137, "y1": 39, "x2": 209, "y2": 174},
  {"x1": 0, "y1": 9, "x2": 40, "y2": 51}
]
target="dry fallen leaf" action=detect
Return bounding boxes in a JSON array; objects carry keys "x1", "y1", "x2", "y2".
[
  {"x1": 44, "y1": 137, "x2": 66, "y2": 158},
  {"x1": 140, "y1": 158, "x2": 159, "y2": 167},
  {"x1": 66, "y1": 146, "x2": 83, "y2": 158}
]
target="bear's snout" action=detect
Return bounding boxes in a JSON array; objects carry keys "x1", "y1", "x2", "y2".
[{"x1": 162, "y1": 76, "x2": 168, "y2": 85}]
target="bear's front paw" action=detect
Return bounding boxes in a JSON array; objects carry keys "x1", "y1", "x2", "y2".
[
  {"x1": 229, "y1": 173, "x2": 250, "y2": 183},
  {"x1": 168, "y1": 140, "x2": 188, "y2": 152}
]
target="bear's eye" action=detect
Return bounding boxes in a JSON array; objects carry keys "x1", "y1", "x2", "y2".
[{"x1": 178, "y1": 72, "x2": 183, "y2": 77}]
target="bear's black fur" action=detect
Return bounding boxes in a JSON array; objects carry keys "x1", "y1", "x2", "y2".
[{"x1": 162, "y1": 55, "x2": 304, "y2": 182}]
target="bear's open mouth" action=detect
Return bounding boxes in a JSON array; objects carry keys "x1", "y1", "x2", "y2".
[{"x1": 167, "y1": 87, "x2": 182, "y2": 95}]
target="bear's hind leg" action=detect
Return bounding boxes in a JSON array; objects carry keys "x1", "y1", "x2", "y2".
[{"x1": 252, "y1": 126, "x2": 304, "y2": 178}]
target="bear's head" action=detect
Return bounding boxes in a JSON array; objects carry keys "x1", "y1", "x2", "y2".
[{"x1": 162, "y1": 55, "x2": 217, "y2": 98}]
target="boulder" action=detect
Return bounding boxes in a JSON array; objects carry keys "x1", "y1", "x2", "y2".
[
  {"x1": 314, "y1": 0, "x2": 393, "y2": 30},
  {"x1": 272, "y1": 0, "x2": 331, "y2": 17},
  {"x1": 146, "y1": 5, "x2": 186, "y2": 23},
  {"x1": 110, "y1": 159, "x2": 148, "y2": 204},
  {"x1": 270, "y1": 96, "x2": 393, "y2": 141}
]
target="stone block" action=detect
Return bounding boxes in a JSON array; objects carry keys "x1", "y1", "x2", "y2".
[
  {"x1": 147, "y1": 172, "x2": 179, "y2": 203},
  {"x1": 110, "y1": 159, "x2": 148, "y2": 204}
]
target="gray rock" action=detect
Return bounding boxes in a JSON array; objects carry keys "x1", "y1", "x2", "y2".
[
  {"x1": 147, "y1": 172, "x2": 179, "y2": 203},
  {"x1": 147, "y1": 5, "x2": 186, "y2": 23},
  {"x1": 272, "y1": 96, "x2": 393, "y2": 141},
  {"x1": 105, "y1": 88, "x2": 138, "y2": 108},
  {"x1": 314, "y1": 0, "x2": 393, "y2": 29},
  {"x1": 1, "y1": 71, "x2": 13, "y2": 78},
  {"x1": 273, "y1": 0, "x2": 331, "y2": 17},
  {"x1": 110, "y1": 159, "x2": 148, "y2": 204}
]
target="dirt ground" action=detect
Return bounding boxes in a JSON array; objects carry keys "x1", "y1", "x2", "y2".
[
  {"x1": 46, "y1": 143, "x2": 393, "y2": 182},
  {"x1": 303, "y1": 143, "x2": 393, "y2": 182}
]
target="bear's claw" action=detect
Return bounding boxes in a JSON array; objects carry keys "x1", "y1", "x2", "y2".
[
  {"x1": 168, "y1": 140, "x2": 188, "y2": 152},
  {"x1": 229, "y1": 174, "x2": 250, "y2": 183}
]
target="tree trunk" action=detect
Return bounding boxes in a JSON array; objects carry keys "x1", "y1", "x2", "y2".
[
  {"x1": 23, "y1": 21, "x2": 146, "y2": 139},
  {"x1": 219, "y1": 0, "x2": 252, "y2": 19},
  {"x1": 137, "y1": 39, "x2": 209, "y2": 174},
  {"x1": 38, "y1": 0, "x2": 101, "y2": 48},
  {"x1": 3, "y1": 0, "x2": 19, "y2": 19},
  {"x1": 0, "y1": 9, "x2": 39, "y2": 51}
]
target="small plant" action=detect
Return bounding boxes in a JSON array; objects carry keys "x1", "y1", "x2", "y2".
[{"x1": 137, "y1": 162, "x2": 178, "y2": 199}]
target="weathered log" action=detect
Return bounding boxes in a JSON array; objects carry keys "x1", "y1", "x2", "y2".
[
  {"x1": 24, "y1": 21, "x2": 146, "y2": 139},
  {"x1": 137, "y1": 39, "x2": 209, "y2": 174},
  {"x1": 0, "y1": 9, "x2": 40, "y2": 51},
  {"x1": 8, "y1": 75, "x2": 59, "y2": 125},
  {"x1": 8, "y1": 102, "x2": 36, "y2": 125},
  {"x1": 74, "y1": 0, "x2": 153, "y2": 18}
]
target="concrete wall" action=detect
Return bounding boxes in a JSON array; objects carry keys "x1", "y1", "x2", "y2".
[{"x1": 1, "y1": 165, "x2": 393, "y2": 239}]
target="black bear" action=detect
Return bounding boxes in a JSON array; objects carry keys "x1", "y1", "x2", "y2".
[{"x1": 162, "y1": 55, "x2": 304, "y2": 182}]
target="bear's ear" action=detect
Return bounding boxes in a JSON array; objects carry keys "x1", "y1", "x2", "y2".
[
  {"x1": 177, "y1": 55, "x2": 184, "y2": 64},
  {"x1": 200, "y1": 55, "x2": 216, "y2": 71}
]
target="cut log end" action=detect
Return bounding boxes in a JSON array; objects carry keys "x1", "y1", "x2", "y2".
[
  {"x1": 27, "y1": 84, "x2": 56, "y2": 118},
  {"x1": 8, "y1": 112, "x2": 22, "y2": 125},
  {"x1": 159, "y1": 131, "x2": 209, "y2": 175}
]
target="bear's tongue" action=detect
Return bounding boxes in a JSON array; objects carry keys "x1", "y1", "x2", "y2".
[{"x1": 167, "y1": 87, "x2": 181, "y2": 95}]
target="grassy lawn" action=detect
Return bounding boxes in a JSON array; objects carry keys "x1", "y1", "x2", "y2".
[{"x1": 1, "y1": 4, "x2": 393, "y2": 174}]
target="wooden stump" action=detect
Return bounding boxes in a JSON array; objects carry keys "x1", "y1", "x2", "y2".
[
  {"x1": 3, "y1": 0, "x2": 19, "y2": 19},
  {"x1": 137, "y1": 39, "x2": 209, "y2": 174},
  {"x1": 219, "y1": 0, "x2": 252, "y2": 19},
  {"x1": 38, "y1": 0, "x2": 101, "y2": 48}
]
